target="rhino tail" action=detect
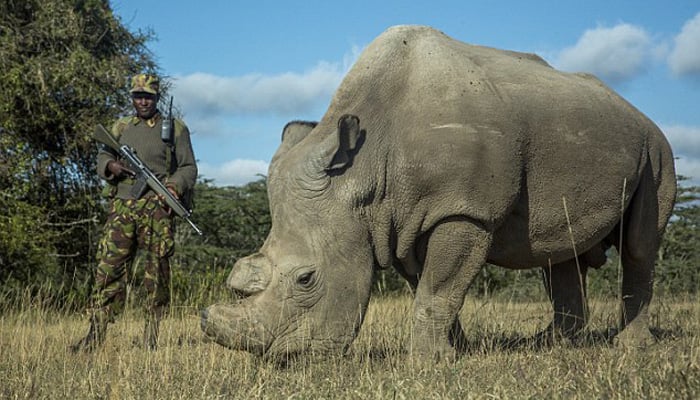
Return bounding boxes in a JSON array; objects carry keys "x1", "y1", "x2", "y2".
[{"x1": 649, "y1": 132, "x2": 677, "y2": 237}]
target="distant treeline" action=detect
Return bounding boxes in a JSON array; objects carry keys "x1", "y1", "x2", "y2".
[{"x1": 1, "y1": 177, "x2": 698, "y2": 311}]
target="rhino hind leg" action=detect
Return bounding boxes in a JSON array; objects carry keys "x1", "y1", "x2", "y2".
[
  {"x1": 538, "y1": 259, "x2": 589, "y2": 345},
  {"x1": 448, "y1": 318, "x2": 469, "y2": 353},
  {"x1": 614, "y1": 163, "x2": 660, "y2": 348},
  {"x1": 411, "y1": 217, "x2": 491, "y2": 361}
]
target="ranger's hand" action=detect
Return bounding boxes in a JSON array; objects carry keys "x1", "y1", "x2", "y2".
[
  {"x1": 158, "y1": 184, "x2": 179, "y2": 215},
  {"x1": 166, "y1": 185, "x2": 179, "y2": 199},
  {"x1": 107, "y1": 160, "x2": 135, "y2": 179}
]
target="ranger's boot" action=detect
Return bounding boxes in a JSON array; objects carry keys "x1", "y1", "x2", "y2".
[
  {"x1": 70, "y1": 314, "x2": 107, "y2": 353},
  {"x1": 143, "y1": 317, "x2": 160, "y2": 350}
]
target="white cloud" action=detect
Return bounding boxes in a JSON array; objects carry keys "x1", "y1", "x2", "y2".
[
  {"x1": 182, "y1": 114, "x2": 228, "y2": 137},
  {"x1": 661, "y1": 124, "x2": 700, "y2": 158},
  {"x1": 556, "y1": 23, "x2": 652, "y2": 82},
  {"x1": 661, "y1": 124, "x2": 700, "y2": 186},
  {"x1": 171, "y1": 62, "x2": 345, "y2": 118},
  {"x1": 668, "y1": 12, "x2": 700, "y2": 77},
  {"x1": 673, "y1": 157, "x2": 700, "y2": 187},
  {"x1": 198, "y1": 159, "x2": 269, "y2": 187},
  {"x1": 168, "y1": 48, "x2": 363, "y2": 187}
]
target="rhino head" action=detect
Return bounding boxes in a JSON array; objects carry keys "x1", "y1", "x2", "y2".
[{"x1": 201, "y1": 115, "x2": 377, "y2": 358}]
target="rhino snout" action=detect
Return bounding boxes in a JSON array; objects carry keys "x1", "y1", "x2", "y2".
[{"x1": 200, "y1": 303, "x2": 273, "y2": 355}]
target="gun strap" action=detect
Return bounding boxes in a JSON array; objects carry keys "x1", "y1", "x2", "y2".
[{"x1": 165, "y1": 142, "x2": 176, "y2": 177}]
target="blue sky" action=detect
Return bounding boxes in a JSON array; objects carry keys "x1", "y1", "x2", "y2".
[{"x1": 112, "y1": 0, "x2": 700, "y2": 187}]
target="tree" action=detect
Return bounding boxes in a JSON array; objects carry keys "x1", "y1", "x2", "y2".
[
  {"x1": 0, "y1": 0, "x2": 158, "y2": 303},
  {"x1": 656, "y1": 180, "x2": 700, "y2": 294},
  {"x1": 169, "y1": 178, "x2": 273, "y2": 306}
]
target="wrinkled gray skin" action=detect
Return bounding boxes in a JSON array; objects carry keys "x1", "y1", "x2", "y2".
[{"x1": 202, "y1": 25, "x2": 676, "y2": 360}]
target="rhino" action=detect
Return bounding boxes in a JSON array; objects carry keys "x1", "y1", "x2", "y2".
[{"x1": 201, "y1": 25, "x2": 676, "y2": 360}]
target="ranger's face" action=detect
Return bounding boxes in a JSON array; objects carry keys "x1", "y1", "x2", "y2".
[{"x1": 132, "y1": 92, "x2": 159, "y2": 119}]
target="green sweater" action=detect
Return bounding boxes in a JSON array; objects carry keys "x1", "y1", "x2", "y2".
[{"x1": 97, "y1": 112, "x2": 198, "y2": 200}]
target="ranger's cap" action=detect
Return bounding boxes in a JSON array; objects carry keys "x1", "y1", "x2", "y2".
[{"x1": 130, "y1": 73, "x2": 160, "y2": 95}]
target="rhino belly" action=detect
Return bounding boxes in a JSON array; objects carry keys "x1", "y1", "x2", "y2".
[{"x1": 487, "y1": 188, "x2": 624, "y2": 269}]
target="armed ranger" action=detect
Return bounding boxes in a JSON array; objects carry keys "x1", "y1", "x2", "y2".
[{"x1": 93, "y1": 124, "x2": 203, "y2": 235}]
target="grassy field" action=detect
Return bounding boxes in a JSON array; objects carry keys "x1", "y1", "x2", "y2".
[{"x1": 1, "y1": 294, "x2": 698, "y2": 399}]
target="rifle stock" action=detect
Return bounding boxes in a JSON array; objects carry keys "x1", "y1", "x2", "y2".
[{"x1": 93, "y1": 124, "x2": 203, "y2": 235}]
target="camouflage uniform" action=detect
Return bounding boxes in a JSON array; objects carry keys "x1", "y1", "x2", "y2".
[
  {"x1": 72, "y1": 74, "x2": 197, "y2": 352},
  {"x1": 91, "y1": 197, "x2": 175, "y2": 322}
]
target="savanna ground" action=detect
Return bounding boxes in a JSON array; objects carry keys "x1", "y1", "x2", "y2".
[{"x1": 1, "y1": 293, "x2": 699, "y2": 399}]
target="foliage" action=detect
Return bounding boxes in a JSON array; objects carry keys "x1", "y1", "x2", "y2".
[
  {"x1": 0, "y1": 192, "x2": 58, "y2": 287},
  {"x1": 656, "y1": 182, "x2": 700, "y2": 294},
  {"x1": 175, "y1": 179, "x2": 271, "y2": 268},
  {"x1": 169, "y1": 178, "x2": 272, "y2": 306},
  {"x1": 0, "y1": 0, "x2": 156, "y2": 305}
]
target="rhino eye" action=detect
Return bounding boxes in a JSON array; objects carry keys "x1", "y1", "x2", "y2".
[{"x1": 297, "y1": 271, "x2": 315, "y2": 287}]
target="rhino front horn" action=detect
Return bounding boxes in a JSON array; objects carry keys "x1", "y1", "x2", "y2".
[{"x1": 227, "y1": 253, "x2": 272, "y2": 295}]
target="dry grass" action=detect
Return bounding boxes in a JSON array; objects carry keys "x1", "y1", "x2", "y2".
[{"x1": 1, "y1": 295, "x2": 698, "y2": 399}]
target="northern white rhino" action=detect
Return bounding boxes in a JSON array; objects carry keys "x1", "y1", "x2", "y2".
[{"x1": 201, "y1": 25, "x2": 676, "y2": 360}]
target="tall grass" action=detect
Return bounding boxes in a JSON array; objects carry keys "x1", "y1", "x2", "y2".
[{"x1": 1, "y1": 293, "x2": 698, "y2": 399}]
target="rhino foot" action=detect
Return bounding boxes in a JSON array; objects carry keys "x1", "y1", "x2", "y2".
[
  {"x1": 532, "y1": 322, "x2": 586, "y2": 348},
  {"x1": 410, "y1": 335, "x2": 459, "y2": 363},
  {"x1": 612, "y1": 325, "x2": 656, "y2": 349}
]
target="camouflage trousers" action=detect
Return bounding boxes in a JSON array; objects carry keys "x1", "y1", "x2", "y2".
[{"x1": 89, "y1": 196, "x2": 175, "y2": 323}]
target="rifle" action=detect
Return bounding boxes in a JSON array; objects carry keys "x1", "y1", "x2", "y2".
[{"x1": 93, "y1": 124, "x2": 203, "y2": 235}]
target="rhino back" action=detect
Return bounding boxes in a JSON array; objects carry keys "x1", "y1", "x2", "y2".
[{"x1": 314, "y1": 25, "x2": 657, "y2": 265}]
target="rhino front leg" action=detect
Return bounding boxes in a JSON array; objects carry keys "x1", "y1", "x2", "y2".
[
  {"x1": 412, "y1": 217, "x2": 491, "y2": 361},
  {"x1": 397, "y1": 263, "x2": 468, "y2": 353},
  {"x1": 539, "y1": 259, "x2": 589, "y2": 344}
]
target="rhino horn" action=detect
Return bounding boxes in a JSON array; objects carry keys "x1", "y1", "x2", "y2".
[
  {"x1": 226, "y1": 253, "x2": 272, "y2": 295},
  {"x1": 272, "y1": 120, "x2": 318, "y2": 163}
]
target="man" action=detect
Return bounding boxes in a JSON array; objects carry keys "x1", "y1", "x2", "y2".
[{"x1": 71, "y1": 73, "x2": 197, "y2": 352}]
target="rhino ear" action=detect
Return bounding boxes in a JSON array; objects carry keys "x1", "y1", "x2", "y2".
[{"x1": 324, "y1": 114, "x2": 363, "y2": 171}]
